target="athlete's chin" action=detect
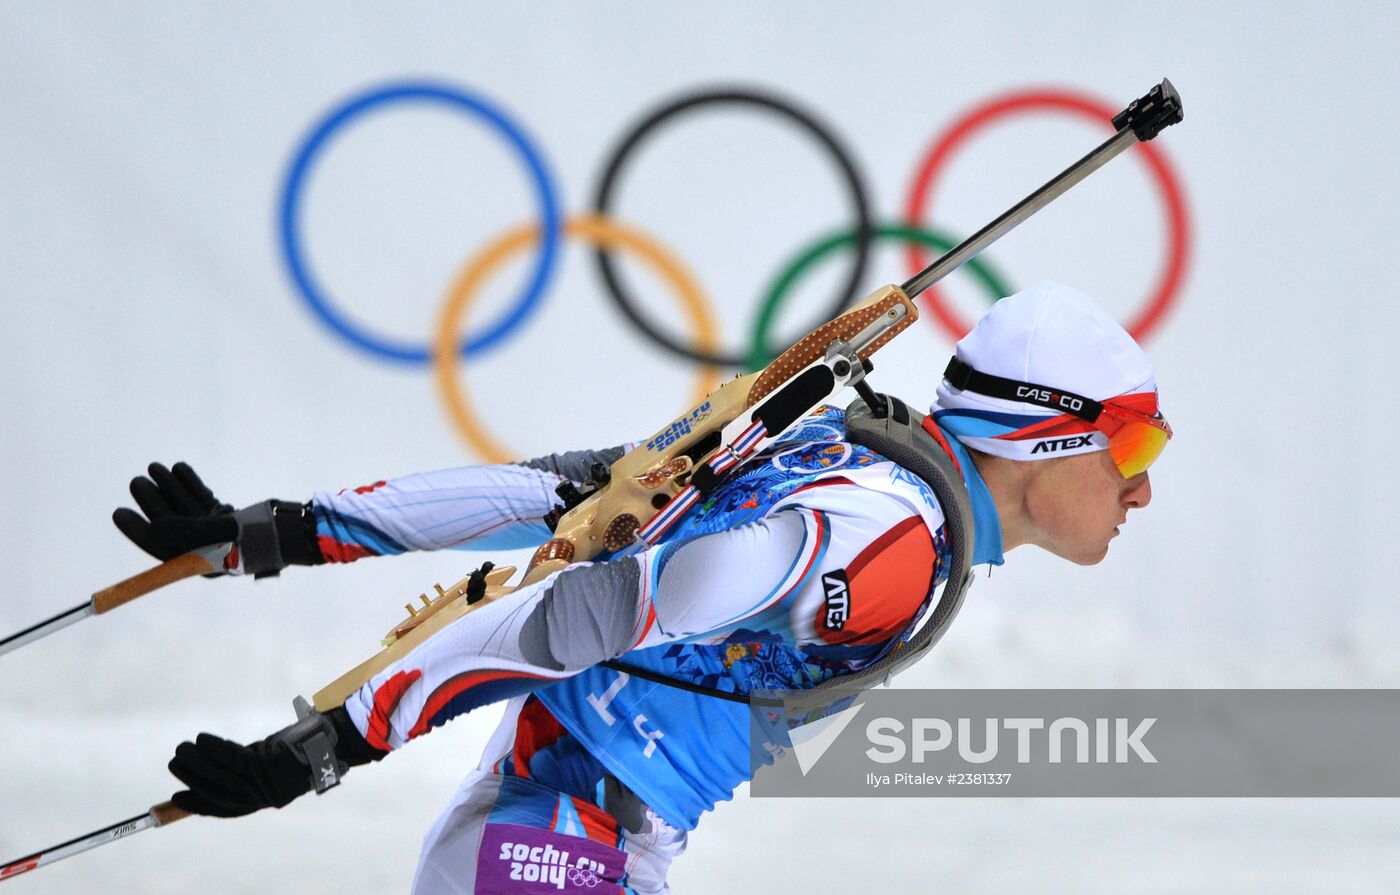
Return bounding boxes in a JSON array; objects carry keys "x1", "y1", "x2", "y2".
[
  {"x1": 1045, "y1": 540, "x2": 1112, "y2": 566},
  {"x1": 1069, "y1": 540, "x2": 1113, "y2": 566}
]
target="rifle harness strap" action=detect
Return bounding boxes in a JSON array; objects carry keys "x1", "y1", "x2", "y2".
[{"x1": 607, "y1": 392, "x2": 977, "y2": 710}]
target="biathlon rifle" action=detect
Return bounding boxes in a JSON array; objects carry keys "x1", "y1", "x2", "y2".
[
  {"x1": 0, "y1": 78, "x2": 1183, "y2": 883},
  {"x1": 309, "y1": 78, "x2": 1184, "y2": 711}
]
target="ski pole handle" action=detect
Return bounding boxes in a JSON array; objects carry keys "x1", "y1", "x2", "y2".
[
  {"x1": 0, "y1": 542, "x2": 230, "y2": 658},
  {"x1": 149, "y1": 801, "x2": 191, "y2": 826},
  {"x1": 90, "y1": 547, "x2": 225, "y2": 614}
]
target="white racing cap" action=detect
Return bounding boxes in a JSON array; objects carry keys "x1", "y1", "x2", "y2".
[{"x1": 931, "y1": 280, "x2": 1158, "y2": 461}]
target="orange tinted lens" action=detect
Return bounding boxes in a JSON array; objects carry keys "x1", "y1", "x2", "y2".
[{"x1": 1108, "y1": 421, "x2": 1169, "y2": 478}]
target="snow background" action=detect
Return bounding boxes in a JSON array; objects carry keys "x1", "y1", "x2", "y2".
[{"x1": 2, "y1": 2, "x2": 1399, "y2": 891}]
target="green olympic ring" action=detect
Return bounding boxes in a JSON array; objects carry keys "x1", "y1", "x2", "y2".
[{"x1": 747, "y1": 224, "x2": 1015, "y2": 372}]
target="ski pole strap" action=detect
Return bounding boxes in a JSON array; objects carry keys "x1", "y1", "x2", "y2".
[
  {"x1": 278, "y1": 699, "x2": 349, "y2": 794},
  {"x1": 232, "y1": 500, "x2": 286, "y2": 577}
]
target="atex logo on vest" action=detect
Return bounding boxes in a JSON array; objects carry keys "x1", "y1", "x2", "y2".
[{"x1": 821, "y1": 570, "x2": 851, "y2": 630}]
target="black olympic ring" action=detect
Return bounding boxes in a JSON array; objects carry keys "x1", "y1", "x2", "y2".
[{"x1": 591, "y1": 87, "x2": 874, "y2": 368}]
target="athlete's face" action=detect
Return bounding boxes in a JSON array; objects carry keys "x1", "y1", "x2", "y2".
[{"x1": 1024, "y1": 449, "x2": 1153, "y2": 565}]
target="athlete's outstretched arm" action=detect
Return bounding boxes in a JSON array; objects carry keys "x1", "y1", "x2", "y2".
[
  {"x1": 312, "y1": 445, "x2": 628, "y2": 560},
  {"x1": 164, "y1": 484, "x2": 935, "y2": 817},
  {"x1": 112, "y1": 449, "x2": 626, "y2": 575},
  {"x1": 342, "y1": 489, "x2": 930, "y2": 751}
]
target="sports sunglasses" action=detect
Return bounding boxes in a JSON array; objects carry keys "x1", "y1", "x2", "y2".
[{"x1": 943, "y1": 357, "x2": 1172, "y2": 478}]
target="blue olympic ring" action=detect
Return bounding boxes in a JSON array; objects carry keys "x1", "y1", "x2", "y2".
[{"x1": 278, "y1": 81, "x2": 562, "y2": 365}]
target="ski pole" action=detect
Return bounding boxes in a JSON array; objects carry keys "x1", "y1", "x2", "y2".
[
  {"x1": 0, "y1": 802, "x2": 190, "y2": 883},
  {"x1": 0, "y1": 542, "x2": 229, "y2": 658}
]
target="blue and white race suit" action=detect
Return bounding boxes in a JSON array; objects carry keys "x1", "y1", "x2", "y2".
[{"x1": 311, "y1": 406, "x2": 1004, "y2": 894}]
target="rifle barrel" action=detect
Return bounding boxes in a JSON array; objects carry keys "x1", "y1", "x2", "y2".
[{"x1": 901, "y1": 126, "x2": 1139, "y2": 300}]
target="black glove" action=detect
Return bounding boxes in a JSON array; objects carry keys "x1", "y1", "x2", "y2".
[
  {"x1": 169, "y1": 705, "x2": 385, "y2": 818},
  {"x1": 112, "y1": 462, "x2": 322, "y2": 577}
]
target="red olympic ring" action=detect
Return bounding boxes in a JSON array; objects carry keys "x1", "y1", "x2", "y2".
[{"x1": 902, "y1": 88, "x2": 1191, "y2": 344}]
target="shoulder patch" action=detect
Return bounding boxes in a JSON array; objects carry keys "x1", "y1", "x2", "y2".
[
  {"x1": 812, "y1": 516, "x2": 937, "y2": 646},
  {"x1": 820, "y1": 569, "x2": 851, "y2": 631}
]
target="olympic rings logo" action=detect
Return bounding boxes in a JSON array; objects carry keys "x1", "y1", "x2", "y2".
[
  {"x1": 565, "y1": 866, "x2": 601, "y2": 887},
  {"x1": 277, "y1": 79, "x2": 1191, "y2": 463}
]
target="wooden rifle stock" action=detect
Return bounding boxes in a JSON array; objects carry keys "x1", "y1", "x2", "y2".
[
  {"x1": 524, "y1": 283, "x2": 916, "y2": 583},
  {"x1": 311, "y1": 283, "x2": 918, "y2": 709}
]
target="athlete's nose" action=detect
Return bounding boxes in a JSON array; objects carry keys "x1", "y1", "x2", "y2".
[{"x1": 1124, "y1": 471, "x2": 1152, "y2": 509}]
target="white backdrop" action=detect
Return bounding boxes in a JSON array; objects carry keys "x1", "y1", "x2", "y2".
[{"x1": 3, "y1": 2, "x2": 1399, "y2": 892}]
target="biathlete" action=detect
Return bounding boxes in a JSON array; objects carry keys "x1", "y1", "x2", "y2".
[{"x1": 114, "y1": 280, "x2": 1170, "y2": 894}]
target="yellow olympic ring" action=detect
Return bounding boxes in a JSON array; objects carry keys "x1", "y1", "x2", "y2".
[{"x1": 434, "y1": 214, "x2": 723, "y2": 463}]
